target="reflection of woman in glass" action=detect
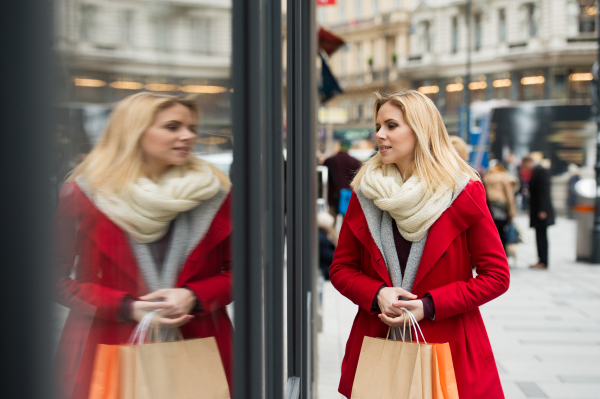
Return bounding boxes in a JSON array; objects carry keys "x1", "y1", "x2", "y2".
[
  {"x1": 330, "y1": 91, "x2": 509, "y2": 398},
  {"x1": 54, "y1": 93, "x2": 233, "y2": 398}
]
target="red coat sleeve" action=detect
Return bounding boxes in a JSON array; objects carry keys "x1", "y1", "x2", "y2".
[
  {"x1": 330, "y1": 202, "x2": 386, "y2": 314},
  {"x1": 53, "y1": 183, "x2": 130, "y2": 321},
  {"x1": 427, "y1": 181, "x2": 510, "y2": 321},
  {"x1": 183, "y1": 234, "x2": 232, "y2": 315}
]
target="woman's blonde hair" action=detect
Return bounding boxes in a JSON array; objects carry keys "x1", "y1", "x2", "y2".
[
  {"x1": 351, "y1": 90, "x2": 479, "y2": 191},
  {"x1": 67, "y1": 92, "x2": 228, "y2": 192}
]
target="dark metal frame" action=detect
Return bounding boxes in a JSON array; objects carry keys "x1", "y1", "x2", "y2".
[
  {"x1": 0, "y1": 1, "x2": 55, "y2": 398},
  {"x1": 230, "y1": 0, "x2": 317, "y2": 396},
  {"x1": 287, "y1": 1, "x2": 317, "y2": 398}
]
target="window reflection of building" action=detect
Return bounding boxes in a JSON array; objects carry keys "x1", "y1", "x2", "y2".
[
  {"x1": 80, "y1": 5, "x2": 96, "y2": 41},
  {"x1": 526, "y1": 3, "x2": 537, "y2": 38},
  {"x1": 498, "y1": 9, "x2": 506, "y2": 42},
  {"x1": 568, "y1": 69, "x2": 593, "y2": 100},
  {"x1": 451, "y1": 16, "x2": 458, "y2": 54},
  {"x1": 578, "y1": 0, "x2": 596, "y2": 34},
  {"x1": 474, "y1": 13, "x2": 482, "y2": 51},
  {"x1": 446, "y1": 82, "x2": 462, "y2": 116},
  {"x1": 520, "y1": 71, "x2": 545, "y2": 101}
]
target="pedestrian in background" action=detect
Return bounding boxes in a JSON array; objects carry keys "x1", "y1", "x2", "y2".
[
  {"x1": 53, "y1": 92, "x2": 233, "y2": 398},
  {"x1": 566, "y1": 163, "x2": 581, "y2": 219},
  {"x1": 521, "y1": 155, "x2": 555, "y2": 269},
  {"x1": 449, "y1": 135, "x2": 470, "y2": 162},
  {"x1": 330, "y1": 90, "x2": 509, "y2": 398},
  {"x1": 324, "y1": 140, "x2": 362, "y2": 218},
  {"x1": 317, "y1": 211, "x2": 338, "y2": 280},
  {"x1": 484, "y1": 160, "x2": 516, "y2": 252}
]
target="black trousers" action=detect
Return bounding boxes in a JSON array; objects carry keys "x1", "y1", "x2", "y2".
[
  {"x1": 493, "y1": 219, "x2": 508, "y2": 254},
  {"x1": 535, "y1": 226, "x2": 548, "y2": 265}
]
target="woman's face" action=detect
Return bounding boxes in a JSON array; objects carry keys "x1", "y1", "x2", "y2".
[
  {"x1": 140, "y1": 103, "x2": 198, "y2": 173},
  {"x1": 375, "y1": 102, "x2": 417, "y2": 170}
]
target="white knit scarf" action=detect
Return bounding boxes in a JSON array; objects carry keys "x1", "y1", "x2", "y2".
[
  {"x1": 93, "y1": 163, "x2": 226, "y2": 243},
  {"x1": 360, "y1": 163, "x2": 457, "y2": 242}
]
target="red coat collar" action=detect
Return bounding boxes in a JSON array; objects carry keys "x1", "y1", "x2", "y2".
[
  {"x1": 72, "y1": 183, "x2": 232, "y2": 290},
  {"x1": 344, "y1": 181, "x2": 485, "y2": 288}
]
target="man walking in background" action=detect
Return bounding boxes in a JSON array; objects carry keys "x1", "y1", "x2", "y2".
[
  {"x1": 522, "y1": 155, "x2": 555, "y2": 269},
  {"x1": 324, "y1": 140, "x2": 362, "y2": 218}
]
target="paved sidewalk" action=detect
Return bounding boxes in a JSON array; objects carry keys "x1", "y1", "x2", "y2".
[{"x1": 317, "y1": 215, "x2": 600, "y2": 399}]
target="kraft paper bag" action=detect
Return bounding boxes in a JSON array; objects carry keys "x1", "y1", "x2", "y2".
[
  {"x1": 351, "y1": 335, "x2": 423, "y2": 399},
  {"x1": 119, "y1": 337, "x2": 230, "y2": 399},
  {"x1": 352, "y1": 309, "x2": 457, "y2": 399}
]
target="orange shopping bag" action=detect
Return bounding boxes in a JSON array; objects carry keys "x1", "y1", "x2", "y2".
[
  {"x1": 89, "y1": 344, "x2": 122, "y2": 399},
  {"x1": 431, "y1": 342, "x2": 459, "y2": 399}
]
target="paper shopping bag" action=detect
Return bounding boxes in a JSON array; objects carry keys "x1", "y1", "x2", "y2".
[
  {"x1": 352, "y1": 308, "x2": 460, "y2": 399},
  {"x1": 351, "y1": 335, "x2": 423, "y2": 399},
  {"x1": 119, "y1": 336, "x2": 230, "y2": 399},
  {"x1": 89, "y1": 344, "x2": 121, "y2": 399}
]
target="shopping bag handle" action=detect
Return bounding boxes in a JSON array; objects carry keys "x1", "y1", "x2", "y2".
[
  {"x1": 127, "y1": 310, "x2": 184, "y2": 345},
  {"x1": 400, "y1": 308, "x2": 427, "y2": 345},
  {"x1": 384, "y1": 312, "x2": 414, "y2": 342}
]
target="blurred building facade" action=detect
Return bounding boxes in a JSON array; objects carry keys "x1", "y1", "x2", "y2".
[
  {"x1": 53, "y1": 0, "x2": 233, "y2": 181},
  {"x1": 405, "y1": 0, "x2": 596, "y2": 133},
  {"x1": 317, "y1": 0, "x2": 412, "y2": 153},
  {"x1": 318, "y1": 0, "x2": 596, "y2": 138}
]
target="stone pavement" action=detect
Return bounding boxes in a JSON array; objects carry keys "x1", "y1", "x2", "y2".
[{"x1": 317, "y1": 215, "x2": 600, "y2": 399}]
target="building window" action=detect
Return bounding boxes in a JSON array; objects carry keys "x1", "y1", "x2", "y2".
[
  {"x1": 122, "y1": 10, "x2": 134, "y2": 45},
  {"x1": 190, "y1": 17, "x2": 211, "y2": 54},
  {"x1": 340, "y1": 48, "x2": 347, "y2": 77},
  {"x1": 319, "y1": 7, "x2": 326, "y2": 26},
  {"x1": 422, "y1": 21, "x2": 432, "y2": 52},
  {"x1": 80, "y1": 5, "x2": 96, "y2": 41},
  {"x1": 474, "y1": 13, "x2": 482, "y2": 51},
  {"x1": 339, "y1": 0, "x2": 345, "y2": 24},
  {"x1": 579, "y1": 0, "x2": 596, "y2": 34},
  {"x1": 526, "y1": 4, "x2": 537, "y2": 37},
  {"x1": 498, "y1": 9, "x2": 506, "y2": 42},
  {"x1": 154, "y1": 16, "x2": 170, "y2": 51},
  {"x1": 355, "y1": 0, "x2": 361, "y2": 21},
  {"x1": 394, "y1": 0, "x2": 402, "y2": 10},
  {"x1": 451, "y1": 16, "x2": 458, "y2": 54},
  {"x1": 356, "y1": 42, "x2": 363, "y2": 74},
  {"x1": 355, "y1": 100, "x2": 362, "y2": 122},
  {"x1": 365, "y1": 99, "x2": 375, "y2": 121},
  {"x1": 373, "y1": 0, "x2": 379, "y2": 16}
]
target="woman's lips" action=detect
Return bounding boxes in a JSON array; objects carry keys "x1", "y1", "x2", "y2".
[
  {"x1": 174, "y1": 148, "x2": 190, "y2": 154},
  {"x1": 379, "y1": 146, "x2": 391, "y2": 154}
]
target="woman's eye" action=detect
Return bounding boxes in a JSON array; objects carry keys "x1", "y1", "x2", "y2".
[
  {"x1": 388, "y1": 124, "x2": 397, "y2": 129},
  {"x1": 166, "y1": 125, "x2": 178, "y2": 131}
]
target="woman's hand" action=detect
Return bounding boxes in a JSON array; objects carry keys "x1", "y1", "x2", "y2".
[
  {"x1": 135, "y1": 288, "x2": 197, "y2": 328},
  {"x1": 378, "y1": 299, "x2": 424, "y2": 328},
  {"x1": 377, "y1": 287, "x2": 417, "y2": 317}
]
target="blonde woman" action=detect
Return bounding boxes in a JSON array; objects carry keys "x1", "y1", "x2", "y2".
[
  {"x1": 53, "y1": 92, "x2": 233, "y2": 398},
  {"x1": 330, "y1": 91, "x2": 510, "y2": 398}
]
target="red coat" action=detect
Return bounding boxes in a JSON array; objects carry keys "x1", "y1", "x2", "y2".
[
  {"x1": 330, "y1": 180, "x2": 510, "y2": 399},
  {"x1": 53, "y1": 183, "x2": 233, "y2": 399}
]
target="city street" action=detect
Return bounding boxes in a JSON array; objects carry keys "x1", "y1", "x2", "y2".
[{"x1": 317, "y1": 214, "x2": 600, "y2": 399}]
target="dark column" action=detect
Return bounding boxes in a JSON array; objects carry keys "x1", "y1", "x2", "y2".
[
  {"x1": 264, "y1": 0, "x2": 285, "y2": 397},
  {"x1": 287, "y1": 0, "x2": 317, "y2": 397},
  {"x1": 0, "y1": 1, "x2": 54, "y2": 398},
  {"x1": 232, "y1": 0, "x2": 266, "y2": 397}
]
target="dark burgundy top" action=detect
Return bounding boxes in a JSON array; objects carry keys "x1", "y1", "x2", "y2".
[{"x1": 372, "y1": 220, "x2": 435, "y2": 320}]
